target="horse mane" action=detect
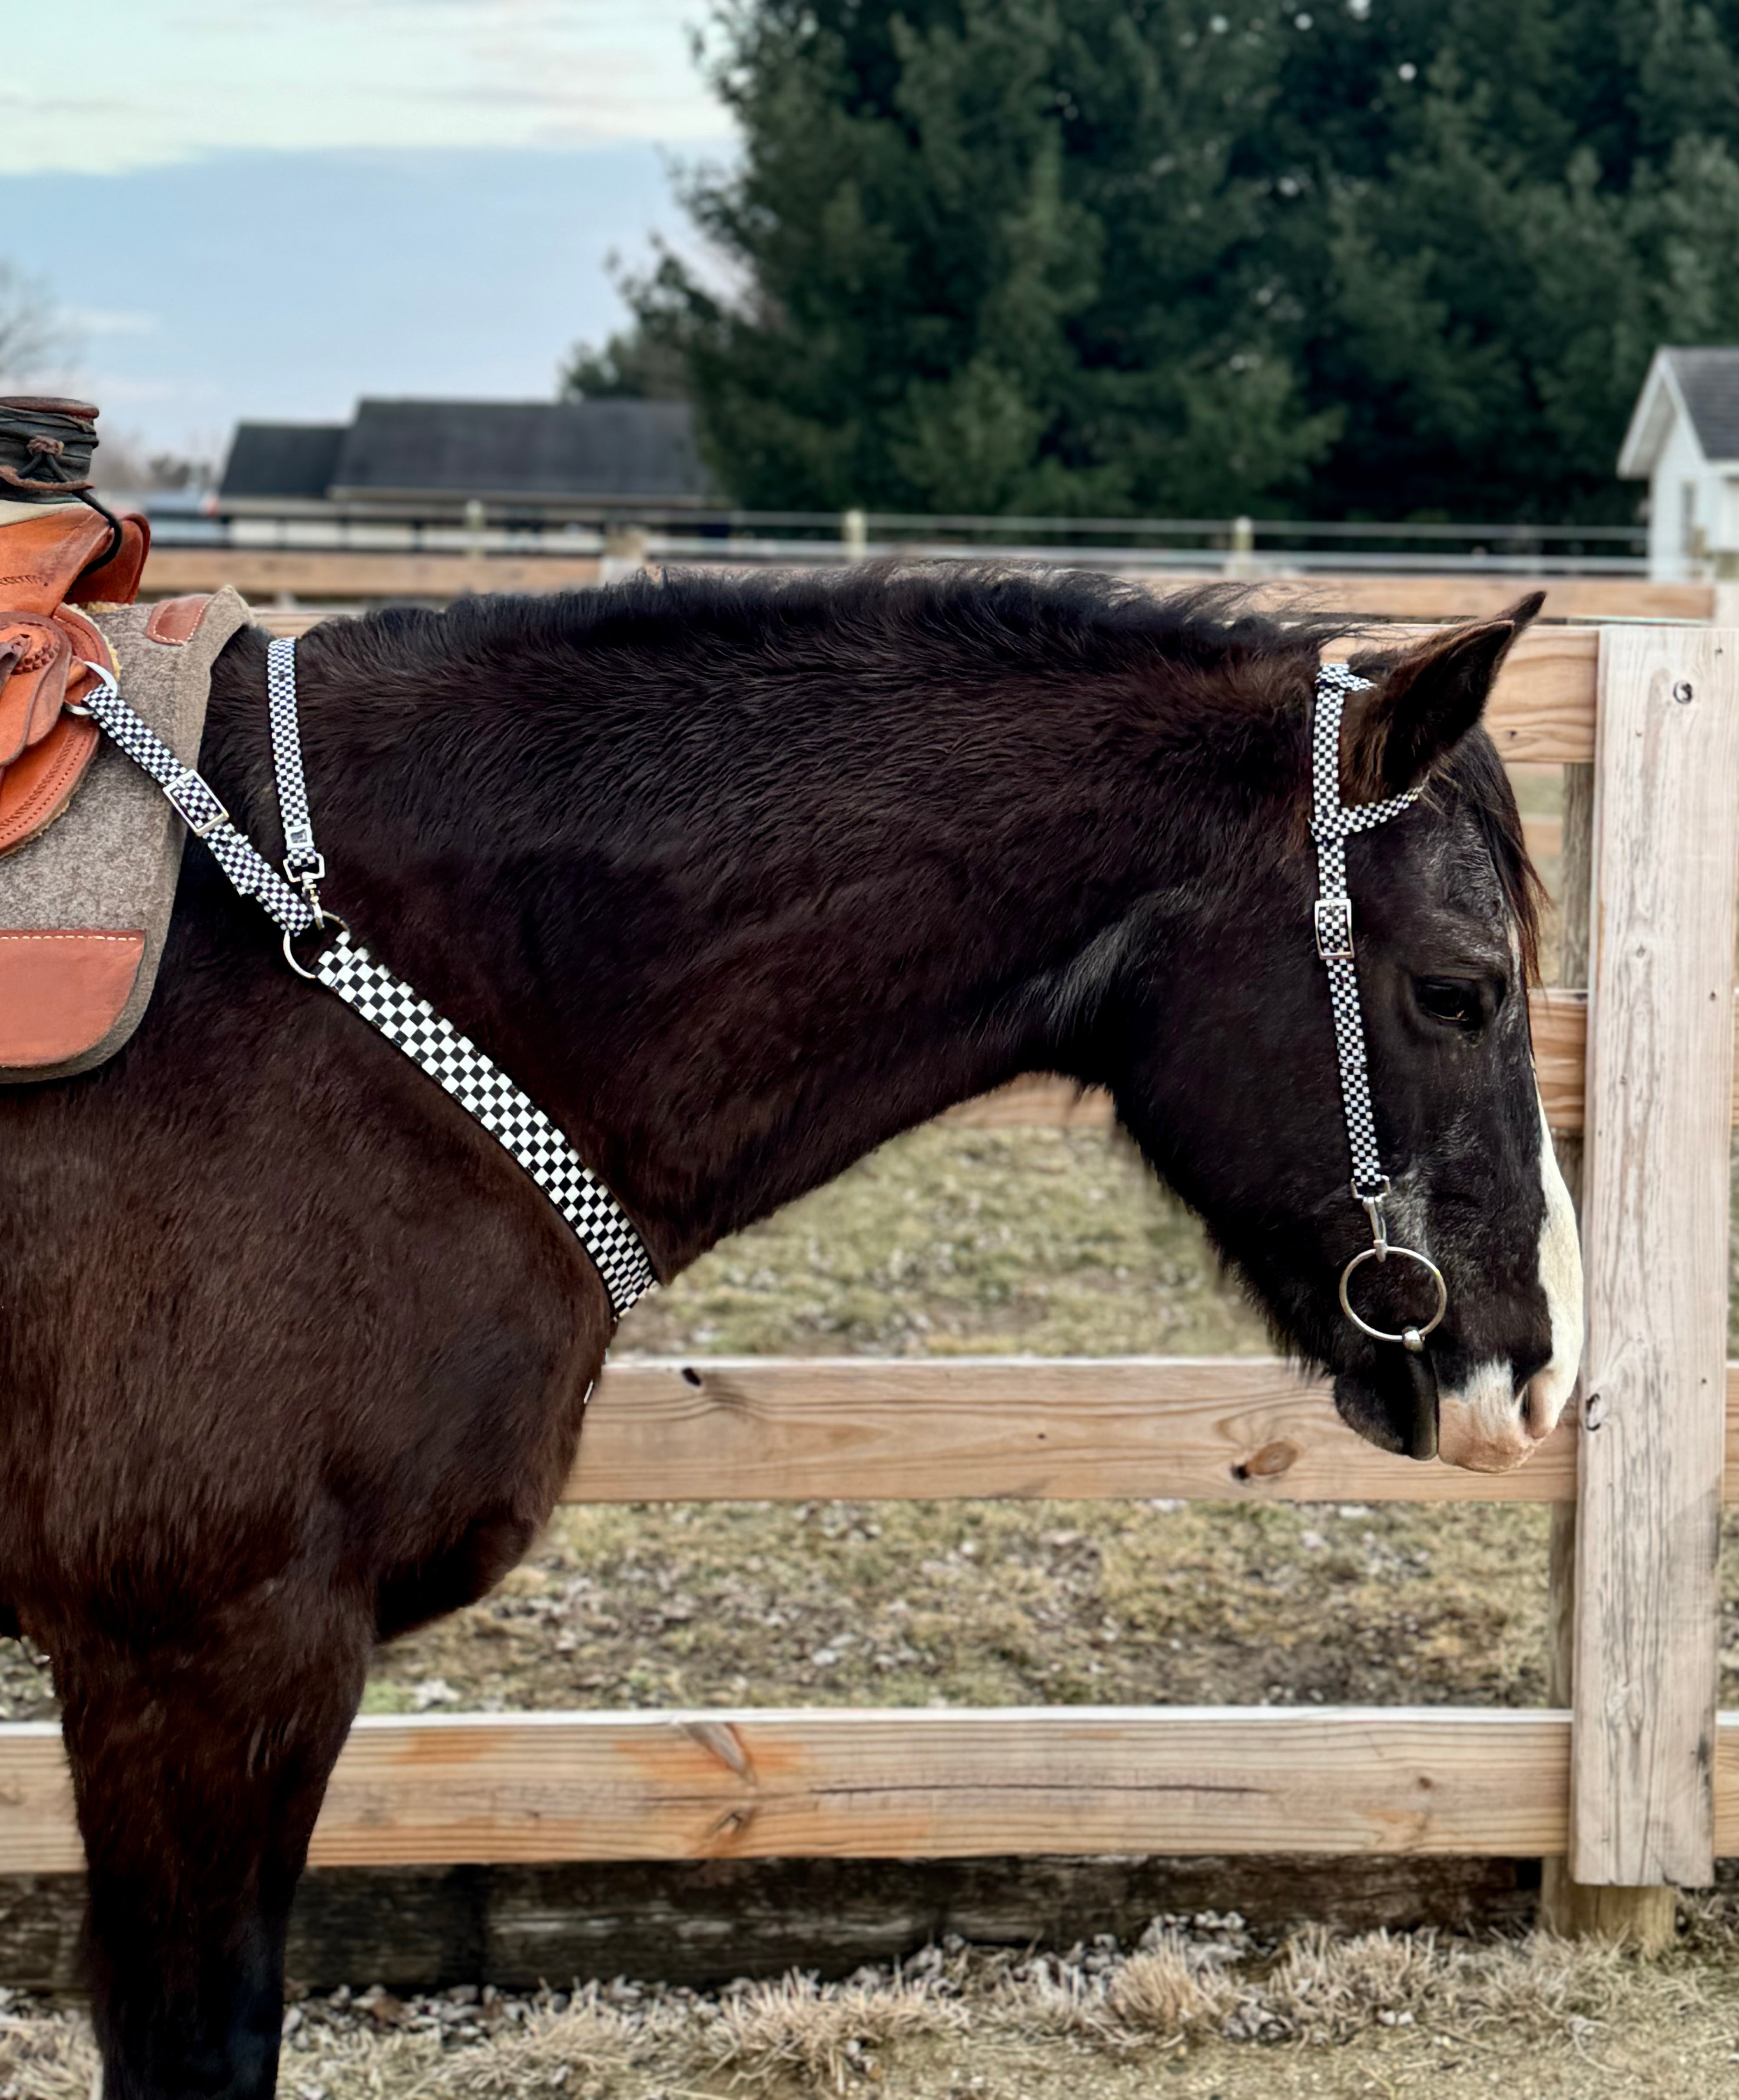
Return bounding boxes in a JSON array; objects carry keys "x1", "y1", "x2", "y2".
[{"x1": 305, "y1": 563, "x2": 1543, "y2": 977}]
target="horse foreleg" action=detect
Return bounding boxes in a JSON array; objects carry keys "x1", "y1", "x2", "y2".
[{"x1": 53, "y1": 1591, "x2": 371, "y2": 2100}]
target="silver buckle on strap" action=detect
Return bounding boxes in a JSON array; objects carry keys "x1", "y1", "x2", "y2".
[
  {"x1": 166, "y1": 767, "x2": 232, "y2": 841},
  {"x1": 1314, "y1": 897, "x2": 1354, "y2": 961}
]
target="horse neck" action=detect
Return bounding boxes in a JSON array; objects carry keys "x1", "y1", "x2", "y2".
[{"x1": 265, "y1": 611, "x2": 1237, "y2": 1277}]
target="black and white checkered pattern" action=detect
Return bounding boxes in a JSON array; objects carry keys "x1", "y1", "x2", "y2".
[
  {"x1": 79, "y1": 649, "x2": 657, "y2": 1321},
  {"x1": 1310, "y1": 664, "x2": 1422, "y2": 1204},
  {"x1": 312, "y1": 929, "x2": 656, "y2": 1315},
  {"x1": 76, "y1": 665, "x2": 317, "y2": 936},
  {"x1": 266, "y1": 635, "x2": 323, "y2": 893}
]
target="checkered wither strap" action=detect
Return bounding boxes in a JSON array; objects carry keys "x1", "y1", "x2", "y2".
[
  {"x1": 267, "y1": 636, "x2": 323, "y2": 894},
  {"x1": 77, "y1": 650, "x2": 657, "y2": 1320},
  {"x1": 308, "y1": 929, "x2": 656, "y2": 1315},
  {"x1": 1310, "y1": 664, "x2": 1422, "y2": 1206}
]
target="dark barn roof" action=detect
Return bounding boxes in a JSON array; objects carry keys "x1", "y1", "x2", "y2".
[
  {"x1": 219, "y1": 422, "x2": 347, "y2": 502},
  {"x1": 329, "y1": 399, "x2": 710, "y2": 505},
  {"x1": 218, "y1": 399, "x2": 711, "y2": 510},
  {"x1": 1664, "y1": 348, "x2": 1739, "y2": 462}
]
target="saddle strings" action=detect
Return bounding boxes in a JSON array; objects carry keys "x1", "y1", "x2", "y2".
[{"x1": 73, "y1": 641, "x2": 658, "y2": 1321}]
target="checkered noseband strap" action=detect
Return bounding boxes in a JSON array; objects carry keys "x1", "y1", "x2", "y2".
[
  {"x1": 1310, "y1": 664, "x2": 1447, "y2": 1355},
  {"x1": 74, "y1": 642, "x2": 657, "y2": 1321}
]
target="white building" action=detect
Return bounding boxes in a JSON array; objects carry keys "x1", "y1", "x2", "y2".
[{"x1": 1618, "y1": 347, "x2": 1739, "y2": 580}]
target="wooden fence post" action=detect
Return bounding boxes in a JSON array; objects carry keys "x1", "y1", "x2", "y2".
[
  {"x1": 1569, "y1": 626, "x2": 1739, "y2": 1900},
  {"x1": 1541, "y1": 764, "x2": 1675, "y2": 1942}
]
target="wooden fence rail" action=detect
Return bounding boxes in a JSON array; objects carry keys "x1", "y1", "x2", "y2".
[
  {"x1": 571, "y1": 1357, "x2": 1739, "y2": 1508},
  {"x1": 3, "y1": 1707, "x2": 1739, "y2": 1873},
  {"x1": 145, "y1": 548, "x2": 1720, "y2": 628}
]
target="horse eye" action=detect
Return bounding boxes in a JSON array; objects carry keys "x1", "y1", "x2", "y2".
[{"x1": 1414, "y1": 977, "x2": 1485, "y2": 1031}]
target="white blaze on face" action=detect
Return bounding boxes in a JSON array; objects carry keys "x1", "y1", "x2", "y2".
[{"x1": 1437, "y1": 1093, "x2": 1584, "y2": 1473}]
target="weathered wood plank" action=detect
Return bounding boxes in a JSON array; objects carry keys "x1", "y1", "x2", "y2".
[
  {"x1": 145, "y1": 548, "x2": 606, "y2": 600},
  {"x1": 577, "y1": 1356, "x2": 1579, "y2": 1505},
  {"x1": 1535, "y1": 762, "x2": 1675, "y2": 1942},
  {"x1": 1523, "y1": 813, "x2": 1563, "y2": 862},
  {"x1": 581, "y1": 1360, "x2": 1739, "y2": 1507},
  {"x1": 162, "y1": 553, "x2": 1705, "y2": 628},
  {"x1": 1570, "y1": 627, "x2": 1739, "y2": 1888},
  {"x1": 0, "y1": 1855, "x2": 1546, "y2": 1991},
  {"x1": 1250, "y1": 577, "x2": 1712, "y2": 625},
  {"x1": 314, "y1": 1709, "x2": 1579, "y2": 1865},
  {"x1": 17, "y1": 1706, "x2": 1739, "y2": 1875},
  {"x1": 1477, "y1": 628, "x2": 1600, "y2": 764},
  {"x1": 0, "y1": 1709, "x2": 1578, "y2": 1871}
]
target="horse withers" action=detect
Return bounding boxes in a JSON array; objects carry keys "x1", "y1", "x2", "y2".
[{"x1": 0, "y1": 570, "x2": 1577, "y2": 2096}]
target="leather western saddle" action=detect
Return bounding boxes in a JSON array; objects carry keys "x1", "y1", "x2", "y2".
[
  {"x1": 0, "y1": 397, "x2": 246, "y2": 1078},
  {"x1": 1, "y1": 502, "x2": 148, "y2": 853}
]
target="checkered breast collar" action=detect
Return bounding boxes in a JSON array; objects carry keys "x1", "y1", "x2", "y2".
[
  {"x1": 1310, "y1": 662, "x2": 1448, "y2": 1355},
  {"x1": 71, "y1": 637, "x2": 658, "y2": 1322}
]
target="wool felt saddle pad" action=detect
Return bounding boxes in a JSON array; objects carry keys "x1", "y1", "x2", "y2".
[{"x1": 0, "y1": 586, "x2": 252, "y2": 1081}]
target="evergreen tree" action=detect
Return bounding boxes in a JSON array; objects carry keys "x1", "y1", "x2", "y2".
[
  {"x1": 625, "y1": 0, "x2": 1739, "y2": 519},
  {"x1": 561, "y1": 326, "x2": 689, "y2": 401}
]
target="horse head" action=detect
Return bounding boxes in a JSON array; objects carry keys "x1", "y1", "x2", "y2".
[{"x1": 1103, "y1": 595, "x2": 1580, "y2": 1470}]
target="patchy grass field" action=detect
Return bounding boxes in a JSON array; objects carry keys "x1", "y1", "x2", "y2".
[{"x1": 357, "y1": 1126, "x2": 1563, "y2": 1722}]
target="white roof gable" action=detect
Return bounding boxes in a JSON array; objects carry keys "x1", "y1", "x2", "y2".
[{"x1": 1619, "y1": 347, "x2": 1739, "y2": 475}]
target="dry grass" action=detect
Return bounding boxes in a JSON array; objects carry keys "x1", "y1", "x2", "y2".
[
  {"x1": 1105, "y1": 1933, "x2": 1241, "y2": 2040},
  {"x1": 693, "y1": 1971, "x2": 966, "y2": 2092},
  {"x1": 2, "y1": 1919, "x2": 1735, "y2": 2100},
  {"x1": 616, "y1": 1123, "x2": 1268, "y2": 1362},
  {"x1": 1007, "y1": 1931, "x2": 1241, "y2": 2048},
  {"x1": 443, "y1": 2001, "x2": 640, "y2": 2099},
  {"x1": 0, "y1": 2006, "x2": 98, "y2": 2100}
]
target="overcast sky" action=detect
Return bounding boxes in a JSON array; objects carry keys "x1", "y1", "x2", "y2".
[{"x1": 5, "y1": 1, "x2": 732, "y2": 460}]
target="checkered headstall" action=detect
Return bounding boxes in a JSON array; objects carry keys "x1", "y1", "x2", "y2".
[
  {"x1": 1309, "y1": 663, "x2": 1423, "y2": 1209},
  {"x1": 76, "y1": 639, "x2": 657, "y2": 1321}
]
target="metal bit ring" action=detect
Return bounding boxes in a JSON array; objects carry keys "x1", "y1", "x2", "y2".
[{"x1": 1338, "y1": 1244, "x2": 1448, "y2": 1354}]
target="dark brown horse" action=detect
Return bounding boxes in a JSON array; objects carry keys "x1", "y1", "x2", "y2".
[{"x1": 0, "y1": 569, "x2": 1577, "y2": 2096}]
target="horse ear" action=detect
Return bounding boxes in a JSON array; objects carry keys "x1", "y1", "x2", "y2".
[{"x1": 1344, "y1": 590, "x2": 1544, "y2": 798}]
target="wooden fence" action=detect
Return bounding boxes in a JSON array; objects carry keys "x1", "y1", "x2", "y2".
[
  {"x1": 141, "y1": 544, "x2": 1722, "y2": 624},
  {"x1": 4, "y1": 578, "x2": 1736, "y2": 1943}
]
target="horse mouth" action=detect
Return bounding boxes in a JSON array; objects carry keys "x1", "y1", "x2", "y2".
[
  {"x1": 1335, "y1": 1353, "x2": 1560, "y2": 1472},
  {"x1": 1333, "y1": 1351, "x2": 1441, "y2": 1463}
]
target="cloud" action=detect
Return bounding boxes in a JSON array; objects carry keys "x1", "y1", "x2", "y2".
[
  {"x1": 4, "y1": 0, "x2": 727, "y2": 175},
  {"x1": 0, "y1": 145, "x2": 706, "y2": 450}
]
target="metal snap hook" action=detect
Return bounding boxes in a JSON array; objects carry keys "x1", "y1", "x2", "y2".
[{"x1": 1338, "y1": 1244, "x2": 1448, "y2": 1352}]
